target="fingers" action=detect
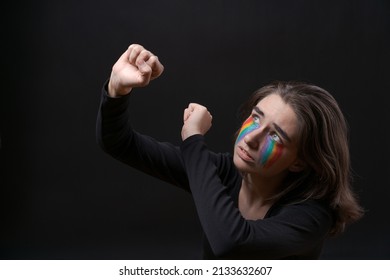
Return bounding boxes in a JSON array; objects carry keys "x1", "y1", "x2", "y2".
[
  {"x1": 146, "y1": 55, "x2": 164, "y2": 79},
  {"x1": 128, "y1": 44, "x2": 164, "y2": 79},
  {"x1": 184, "y1": 103, "x2": 213, "y2": 121},
  {"x1": 136, "y1": 61, "x2": 152, "y2": 86},
  {"x1": 183, "y1": 108, "x2": 190, "y2": 122},
  {"x1": 187, "y1": 103, "x2": 205, "y2": 113},
  {"x1": 181, "y1": 103, "x2": 213, "y2": 140},
  {"x1": 128, "y1": 44, "x2": 147, "y2": 64},
  {"x1": 189, "y1": 103, "x2": 212, "y2": 116}
]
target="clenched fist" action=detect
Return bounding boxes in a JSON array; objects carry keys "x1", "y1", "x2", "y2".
[
  {"x1": 181, "y1": 103, "x2": 213, "y2": 141},
  {"x1": 108, "y1": 44, "x2": 164, "y2": 97}
]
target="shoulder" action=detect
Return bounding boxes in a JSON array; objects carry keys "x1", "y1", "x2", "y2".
[
  {"x1": 271, "y1": 199, "x2": 332, "y2": 219},
  {"x1": 267, "y1": 199, "x2": 334, "y2": 234}
]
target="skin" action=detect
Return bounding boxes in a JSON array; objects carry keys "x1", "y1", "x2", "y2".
[
  {"x1": 233, "y1": 95, "x2": 304, "y2": 219},
  {"x1": 233, "y1": 94, "x2": 301, "y2": 178},
  {"x1": 108, "y1": 44, "x2": 164, "y2": 97},
  {"x1": 108, "y1": 44, "x2": 304, "y2": 220}
]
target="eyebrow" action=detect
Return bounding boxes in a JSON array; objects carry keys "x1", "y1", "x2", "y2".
[
  {"x1": 253, "y1": 106, "x2": 264, "y2": 117},
  {"x1": 252, "y1": 106, "x2": 292, "y2": 143}
]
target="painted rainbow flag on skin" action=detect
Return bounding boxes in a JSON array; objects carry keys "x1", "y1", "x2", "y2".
[
  {"x1": 235, "y1": 116, "x2": 260, "y2": 144},
  {"x1": 260, "y1": 136, "x2": 283, "y2": 168}
]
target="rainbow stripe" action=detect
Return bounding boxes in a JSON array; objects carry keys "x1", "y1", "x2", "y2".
[
  {"x1": 260, "y1": 136, "x2": 283, "y2": 168},
  {"x1": 235, "y1": 116, "x2": 260, "y2": 144}
]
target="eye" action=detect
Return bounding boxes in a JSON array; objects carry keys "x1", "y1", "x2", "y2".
[
  {"x1": 270, "y1": 132, "x2": 282, "y2": 144},
  {"x1": 252, "y1": 114, "x2": 260, "y2": 124}
]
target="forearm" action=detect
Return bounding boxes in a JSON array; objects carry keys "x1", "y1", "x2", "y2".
[
  {"x1": 96, "y1": 81, "x2": 190, "y2": 189},
  {"x1": 96, "y1": 81, "x2": 132, "y2": 157}
]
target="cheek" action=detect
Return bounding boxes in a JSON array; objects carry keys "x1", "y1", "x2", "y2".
[
  {"x1": 235, "y1": 117, "x2": 259, "y2": 145},
  {"x1": 259, "y1": 138, "x2": 283, "y2": 168}
]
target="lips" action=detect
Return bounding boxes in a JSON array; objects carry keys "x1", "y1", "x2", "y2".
[{"x1": 237, "y1": 146, "x2": 255, "y2": 162}]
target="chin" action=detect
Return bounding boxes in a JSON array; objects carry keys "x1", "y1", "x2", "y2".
[
  {"x1": 233, "y1": 153, "x2": 280, "y2": 178},
  {"x1": 233, "y1": 153, "x2": 255, "y2": 174}
]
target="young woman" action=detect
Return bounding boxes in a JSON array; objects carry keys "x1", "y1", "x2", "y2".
[{"x1": 96, "y1": 44, "x2": 364, "y2": 259}]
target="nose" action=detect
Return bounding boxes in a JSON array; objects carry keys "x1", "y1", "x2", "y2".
[{"x1": 244, "y1": 126, "x2": 265, "y2": 149}]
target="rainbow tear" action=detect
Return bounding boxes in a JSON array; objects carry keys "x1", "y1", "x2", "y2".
[
  {"x1": 260, "y1": 136, "x2": 283, "y2": 168},
  {"x1": 235, "y1": 116, "x2": 260, "y2": 144}
]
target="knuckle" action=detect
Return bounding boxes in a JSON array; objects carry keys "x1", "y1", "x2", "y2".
[
  {"x1": 140, "y1": 49, "x2": 151, "y2": 56},
  {"x1": 129, "y1": 44, "x2": 143, "y2": 52},
  {"x1": 148, "y1": 56, "x2": 157, "y2": 63},
  {"x1": 139, "y1": 79, "x2": 150, "y2": 86}
]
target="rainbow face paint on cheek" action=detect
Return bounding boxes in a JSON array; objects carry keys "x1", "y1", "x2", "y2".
[
  {"x1": 235, "y1": 116, "x2": 260, "y2": 144},
  {"x1": 259, "y1": 136, "x2": 283, "y2": 168}
]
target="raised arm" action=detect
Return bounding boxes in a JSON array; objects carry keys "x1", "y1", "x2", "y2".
[{"x1": 96, "y1": 44, "x2": 189, "y2": 189}]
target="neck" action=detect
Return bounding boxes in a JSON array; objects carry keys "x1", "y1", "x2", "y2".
[{"x1": 241, "y1": 172, "x2": 286, "y2": 204}]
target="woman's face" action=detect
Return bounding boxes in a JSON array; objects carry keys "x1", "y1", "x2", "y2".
[{"x1": 233, "y1": 93, "x2": 302, "y2": 177}]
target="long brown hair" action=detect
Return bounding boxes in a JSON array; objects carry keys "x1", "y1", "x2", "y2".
[{"x1": 237, "y1": 81, "x2": 364, "y2": 235}]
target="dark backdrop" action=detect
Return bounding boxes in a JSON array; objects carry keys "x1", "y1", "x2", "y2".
[{"x1": 1, "y1": 0, "x2": 389, "y2": 259}]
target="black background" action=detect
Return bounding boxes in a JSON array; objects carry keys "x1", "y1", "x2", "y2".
[{"x1": 1, "y1": 0, "x2": 389, "y2": 259}]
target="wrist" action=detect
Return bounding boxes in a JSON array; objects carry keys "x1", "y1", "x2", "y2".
[
  {"x1": 181, "y1": 134, "x2": 204, "y2": 145},
  {"x1": 181, "y1": 129, "x2": 202, "y2": 141},
  {"x1": 108, "y1": 79, "x2": 132, "y2": 98}
]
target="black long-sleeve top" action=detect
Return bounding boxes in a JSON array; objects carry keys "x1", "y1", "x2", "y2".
[{"x1": 96, "y1": 83, "x2": 334, "y2": 259}]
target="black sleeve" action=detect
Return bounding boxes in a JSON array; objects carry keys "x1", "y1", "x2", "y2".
[
  {"x1": 96, "y1": 83, "x2": 189, "y2": 191},
  {"x1": 180, "y1": 134, "x2": 333, "y2": 259}
]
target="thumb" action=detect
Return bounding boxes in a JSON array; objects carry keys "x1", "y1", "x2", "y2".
[
  {"x1": 137, "y1": 60, "x2": 152, "y2": 74},
  {"x1": 183, "y1": 108, "x2": 191, "y2": 122}
]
